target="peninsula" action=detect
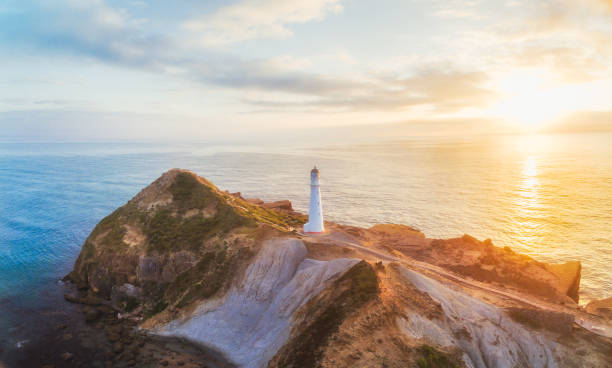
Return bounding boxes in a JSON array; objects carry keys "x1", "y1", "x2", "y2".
[{"x1": 55, "y1": 169, "x2": 612, "y2": 368}]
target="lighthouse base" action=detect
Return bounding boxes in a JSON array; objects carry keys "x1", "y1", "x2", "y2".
[{"x1": 303, "y1": 222, "x2": 325, "y2": 234}]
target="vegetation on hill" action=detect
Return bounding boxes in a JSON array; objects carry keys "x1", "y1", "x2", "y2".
[
  {"x1": 416, "y1": 345, "x2": 460, "y2": 368},
  {"x1": 78, "y1": 171, "x2": 303, "y2": 258},
  {"x1": 268, "y1": 260, "x2": 380, "y2": 367},
  {"x1": 69, "y1": 169, "x2": 305, "y2": 317},
  {"x1": 163, "y1": 246, "x2": 255, "y2": 309}
]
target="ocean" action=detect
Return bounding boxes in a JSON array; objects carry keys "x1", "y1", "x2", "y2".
[{"x1": 0, "y1": 133, "x2": 610, "y2": 354}]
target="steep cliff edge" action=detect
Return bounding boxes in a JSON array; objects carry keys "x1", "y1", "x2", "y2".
[
  {"x1": 66, "y1": 169, "x2": 612, "y2": 368},
  {"x1": 66, "y1": 168, "x2": 304, "y2": 318}
]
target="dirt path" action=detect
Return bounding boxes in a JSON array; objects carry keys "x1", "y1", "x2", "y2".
[{"x1": 313, "y1": 231, "x2": 612, "y2": 339}]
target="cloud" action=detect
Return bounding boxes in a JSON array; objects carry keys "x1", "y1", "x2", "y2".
[
  {"x1": 203, "y1": 57, "x2": 363, "y2": 95},
  {"x1": 492, "y1": 0, "x2": 612, "y2": 82},
  {"x1": 430, "y1": 0, "x2": 483, "y2": 19},
  {"x1": 548, "y1": 110, "x2": 612, "y2": 132},
  {"x1": 1, "y1": 0, "x2": 173, "y2": 66},
  {"x1": 183, "y1": 0, "x2": 343, "y2": 45},
  {"x1": 586, "y1": 0, "x2": 612, "y2": 12},
  {"x1": 0, "y1": 0, "x2": 505, "y2": 117},
  {"x1": 236, "y1": 67, "x2": 496, "y2": 113},
  {"x1": 510, "y1": 45, "x2": 605, "y2": 82}
]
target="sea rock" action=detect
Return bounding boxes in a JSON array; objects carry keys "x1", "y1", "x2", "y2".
[
  {"x1": 106, "y1": 329, "x2": 121, "y2": 342},
  {"x1": 245, "y1": 197, "x2": 264, "y2": 205},
  {"x1": 585, "y1": 297, "x2": 612, "y2": 320},
  {"x1": 262, "y1": 200, "x2": 293, "y2": 211},
  {"x1": 64, "y1": 293, "x2": 103, "y2": 306},
  {"x1": 113, "y1": 342, "x2": 123, "y2": 354},
  {"x1": 111, "y1": 283, "x2": 142, "y2": 311},
  {"x1": 83, "y1": 306, "x2": 102, "y2": 322},
  {"x1": 543, "y1": 261, "x2": 582, "y2": 302}
]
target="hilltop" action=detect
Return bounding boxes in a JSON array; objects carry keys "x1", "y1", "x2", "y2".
[{"x1": 60, "y1": 169, "x2": 612, "y2": 368}]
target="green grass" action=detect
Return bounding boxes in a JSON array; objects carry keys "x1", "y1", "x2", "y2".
[
  {"x1": 241, "y1": 201, "x2": 305, "y2": 228},
  {"x1": 144, "y1": 300, "x2": 168, "y2": 319},
  {"x1": 142, "y1": 205, "x2": 252, "y2": 253},
  {"x1": 169, "y1": 172, "x2": 217, "y2": 213},
  {"x1": 416, "y1": 345, "x2": 459, "y2": 368},
  {"x1": 86, "y1": 171, "x2": 302, "y2": 255},
  {"x1": 269, "y1": 261, "x2": 379, "y2": 368},
  {"x1": 87, "y1": 206, "x2": 129, "y2": 250},
  {"x1": 75, "y1": 170, "x2": 306, "y2": 316},
  {"x1": 133, "y1": 171, "x2": 258, "y2": 253},
  {"x1": 338, "y1": 259, "x2": 380, "y2": 303},
  {"x1": 164, "y1": 249, "x2": 227, "y2": 307},
  {"x1": 160, "y1": 246, "x2": 255, "y2": 311},
  {"x1": 81, "y1": 240, "x2": 96, "y2": 260}
]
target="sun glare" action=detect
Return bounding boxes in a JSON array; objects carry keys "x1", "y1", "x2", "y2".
[{"x1": 488, "y1": 69, "x2": 585, "y2": 131}]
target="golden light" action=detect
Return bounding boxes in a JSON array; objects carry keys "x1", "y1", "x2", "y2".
[
  {"x1": 514, "y1": 154, "x2": 542, "y2": 255},
  {"x1": 520, "y1": 155, "x2": 539, "y2": 200},
  {"x1": 487, "y1": 68, "x2": 588, "y2": 131}
]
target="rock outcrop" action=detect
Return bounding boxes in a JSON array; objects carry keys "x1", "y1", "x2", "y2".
[
  {"x1": 67, "y1": 169, "x2": 612, "y2": 368},
  {"x1": 359, "y1": 226, "x2": 582, "y2": 303},
  {"x1": 586, "y1": 297, "x2": 612, "y2": 321}
]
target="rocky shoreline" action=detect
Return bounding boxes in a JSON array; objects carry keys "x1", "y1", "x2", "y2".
[
  {"x1": 2, "y1": 283, "x2": 234, "y2": 368},
  {"x1": 0, "y1": 283, "x2": 234, "y2": 368}
]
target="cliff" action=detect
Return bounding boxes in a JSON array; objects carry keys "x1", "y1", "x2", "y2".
[
  {"x1": 66, "y1": 169, "x2": 612, "y2": 368},
  {"x1": 66, "y1": 169, "x2": 304, "y2": 315}
]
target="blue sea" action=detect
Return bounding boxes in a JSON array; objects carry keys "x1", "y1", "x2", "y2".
[{"x1": 1, "y1": 133, "x2": 611, "y2": 353}]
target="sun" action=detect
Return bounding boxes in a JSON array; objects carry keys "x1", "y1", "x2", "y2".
[{"x1": 487, "y1": 68, "x2": 584, "y2": 131}]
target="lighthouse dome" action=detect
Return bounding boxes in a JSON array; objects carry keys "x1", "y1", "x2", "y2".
[{"x1": 311, "y1": 166, "x2": 319, "y2": 174}]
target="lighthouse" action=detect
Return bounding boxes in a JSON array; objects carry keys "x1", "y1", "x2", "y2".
[{"x1": 304, "y1": 166, "x2": 325, "y2": 233}]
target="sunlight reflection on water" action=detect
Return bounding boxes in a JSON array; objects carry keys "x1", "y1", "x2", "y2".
[{"x1": 515, "y1": 155, "x2": 542, "y2": 256}]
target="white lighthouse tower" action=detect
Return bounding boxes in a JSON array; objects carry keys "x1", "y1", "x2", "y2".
[{"x1": 304, "y1": 166, "x2": 325, "y2": 233}]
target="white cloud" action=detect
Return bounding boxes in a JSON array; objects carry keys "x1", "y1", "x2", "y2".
[
  {"x1": 493, "y1": 0, "x2": 612, "y2": 82},
  {"x1": 183, "y1": 0, "x2": 343, "y2": 46},
  {"x1": 431, "y1": 0, "x2": 482, "y2": 19}
]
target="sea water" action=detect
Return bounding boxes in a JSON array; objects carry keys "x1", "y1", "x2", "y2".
[{"x1": 0, "y1": 133, "x2": 610, "y2": 351}]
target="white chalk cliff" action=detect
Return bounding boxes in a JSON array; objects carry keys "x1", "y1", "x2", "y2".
[
  {"x1": 156, "y1": 239, "x2": 359, "y2": 368},
  {"x1": 398, "y1": 266, "x2": 559, "y2": 368}
]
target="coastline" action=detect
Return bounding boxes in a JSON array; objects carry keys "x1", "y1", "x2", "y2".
[{"x1": 1, "y1": 281, "x2": 234, "y2": 368}]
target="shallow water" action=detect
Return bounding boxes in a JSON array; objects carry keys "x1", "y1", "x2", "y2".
[{"x1": 0, "y1": 133, "x2": 610, "y2": 352}]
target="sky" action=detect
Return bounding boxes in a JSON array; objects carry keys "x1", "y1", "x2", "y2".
[{"x1": 1, "y1": 0, "x2": 611, "y2": 141}]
